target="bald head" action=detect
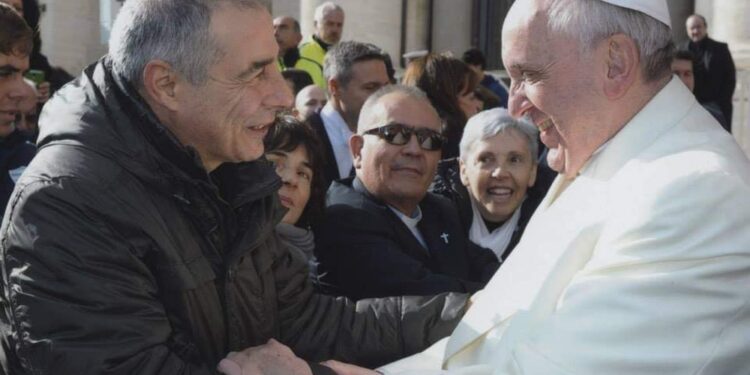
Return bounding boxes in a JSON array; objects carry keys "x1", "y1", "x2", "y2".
[
  {"x1": 358, "y1": 85, "x2": 439, "y2": 134},
  {"x1": 295, "y1": 84, "x2": 326, "y2": 120}
]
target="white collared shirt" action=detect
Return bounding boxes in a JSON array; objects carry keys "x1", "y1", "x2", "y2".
[
  {"x1": 320, "y1": 102, "x2": 354, "y2": 179},
  {"x1": 389, "y1": 205, "x2": 428, "y2": 250}
]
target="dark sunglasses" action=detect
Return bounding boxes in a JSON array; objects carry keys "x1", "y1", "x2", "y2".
[{"x1": 362, "y1": 123, "x2": 445, "y2": 151}]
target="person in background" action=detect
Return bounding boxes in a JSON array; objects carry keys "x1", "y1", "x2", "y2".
[
  {"x1": 315, "y1": 85, "x2": 499, "y2": 301},
  {"x1": 462, "y1": 48, "x2": 508, "y2": 108},
  {"x1": 273, "y1": 15, "x2": 325, "y2": 89},
  {"x1": 265, "y1": 116, "x2": 327, "y2": 289},
  {"x1": 671, "y1": 49, "x2": 728, "y2": 129},
  {"x1": 273, "y1": 15, "x2": 303, "y2": 70},
  {"x1": 282, "y1": 68, "x2": 314, "y2": 96},
  {"x1": 295, "y1": 84, "x2": 327, "y2": 121},
  {"x1": 680, "y1": 14, "x2": 736, "y2": 133},
  {"x1": 298, "y1": 2, "x2": 344, "y2": 89},
  {"x1": 308, "y1": 41, "x2": 390, "y2": 189},
  {"x1": 432, "y1": 108, "x2": 549, "y2": 262},
  {"x1": 14, "y1": 78, "x2": 38, "y2": 143},
  {"x1": 0, "y1": 3, "x2": 36, "y2": 213},
  {"x1": 402, "y1": 53, "x2": 482, "y2": 160}
]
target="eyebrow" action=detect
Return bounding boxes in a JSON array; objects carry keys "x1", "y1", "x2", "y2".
[
  {"x1": 0, "y1": 64, "x2": 22, "y2": 73},
  {"x1": 237, "y1": 57, "x2": 276, "y2": 80}
]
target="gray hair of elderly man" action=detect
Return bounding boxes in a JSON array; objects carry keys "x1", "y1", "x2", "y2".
[
  {"x1": 356, "y1": 84, "x2": 439, "y2": 134},
  {"x1": 324, "y1": 41, "x2": 386, "y2": 87},
  {"x1": 109, "y1": 0, "x2": 264, "y2": 89},
  {"x1": 314, "y1": 1, "x2": 343, "y2": 23},
  {"x1": 458, "y1": 108, "x2": 539, "y2": 164},
  {"x1": 547, "y1": 0, "x2": 674, "y2": 82}
]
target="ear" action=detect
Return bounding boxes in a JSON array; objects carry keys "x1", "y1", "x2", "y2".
[
  {"x1": 349, "y1": 134, "x2": 364, "y2": 169},
  {"x1": 603, "y1": 34, "x2": 638, "y2": 99},
  {"x1": 528, "y1": 163, "x2": 538, "y2": 187},
  {"x1": 328, "y1": 78, "x2": 340, "y2": 98},
  {"x1": 142, "y1": 60, "x2": 180, "y2": 112},
  {"x1": 458, "y1": 158, "x2": 470, "y2": 187}
]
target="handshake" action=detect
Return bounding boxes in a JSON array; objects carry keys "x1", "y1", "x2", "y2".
[{"x1": 217, "y1": 339, "x2": 379, "y2": 375}]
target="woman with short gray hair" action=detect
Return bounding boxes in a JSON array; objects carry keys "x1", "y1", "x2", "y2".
[{"x1": 432, "y1": 108, "x2": 552, "y2": 261}]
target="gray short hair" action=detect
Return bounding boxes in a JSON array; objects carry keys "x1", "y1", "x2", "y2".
[
  {"x1": 547, "y1": 0, "x2": 674, "y2": 82},
  {"x1": 459, "y1": 108, "x2": 538, "y2": 163},
  {"x1": 109, "y1": 0, "x2": 263, "y2": 88},
  {"x1": 314, "y1": 2, "x2": 343, "y2": 23},
  {"x1": 324, "y1": 41, "x2": 386, "y2": 87},
  {"x1": 357, "y1": 85, "x2": 438, "y2": 133}
]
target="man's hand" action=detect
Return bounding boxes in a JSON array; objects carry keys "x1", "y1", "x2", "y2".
[
  {"x1": 217, "y1": 339, "x2": 313, "y2": 375},
  {"x1": 320, "y1": 360, "x2": 379, "y2": 375}
]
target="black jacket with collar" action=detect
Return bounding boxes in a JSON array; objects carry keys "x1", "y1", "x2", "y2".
[
  {"x1": 680, "y1": 37, "x2": 736, "y2": 132},
  {"x1": 315, "y1": 177, "x2": 499, "y2": 301},
  {"x1": 0, "y1": 58, "x2": 468, "y2": 374}
]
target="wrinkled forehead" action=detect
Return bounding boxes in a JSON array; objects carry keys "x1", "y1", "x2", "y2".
[{"x1": 502, "y1": 0, "x2": 551, "y2": 48}]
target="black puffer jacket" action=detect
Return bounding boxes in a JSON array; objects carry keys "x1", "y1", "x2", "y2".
[{"x1": 0, "y1": 58, "x2": 467, "y2": 374}]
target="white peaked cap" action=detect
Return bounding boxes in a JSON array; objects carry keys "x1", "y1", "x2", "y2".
[{"x1": 600, "y1": 0, "x2": 671, "y2": 28}]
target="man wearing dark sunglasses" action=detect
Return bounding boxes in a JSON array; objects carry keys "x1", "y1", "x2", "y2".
[{"x1": 315, "y1": 85, "x2": 500, "y2": 301}]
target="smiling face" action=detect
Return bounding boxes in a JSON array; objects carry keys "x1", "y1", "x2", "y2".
[
  {"x1": 171, "y1": 6, "x2": 293, "y2": 171},
  {"x1": 352, "y1": 92, "x2": 442, "y2": 215},
  {"x1": 460, "y1": 129, "x2": 536, "y2": 223},
  {"x1": 267, "y1": 145, "x2": 312, "y2": 225},
  {"x1": 502, "y1": 0, "x2": 603, "y2": 176}
]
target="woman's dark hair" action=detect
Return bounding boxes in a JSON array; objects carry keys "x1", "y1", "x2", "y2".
[
  {"x1": 264, "y1": 116, "x2": 326, "y2": 229},
  {"x1": 402, "y1": 53, "x2": 479, "y2": 158}
]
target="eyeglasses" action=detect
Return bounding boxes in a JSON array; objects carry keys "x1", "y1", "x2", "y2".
[{"x1": 362, "y1": 123, "x2": 445, "y2": 151}]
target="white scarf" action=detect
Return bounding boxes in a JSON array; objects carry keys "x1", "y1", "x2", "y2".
[{"x1": 468, "y1": 199, "x2": 522, "y2": 260}]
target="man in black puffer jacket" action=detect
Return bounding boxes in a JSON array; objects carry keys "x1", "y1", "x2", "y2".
[{"x1": 0, "y1": 1, "x2": 468, "y2": 374}]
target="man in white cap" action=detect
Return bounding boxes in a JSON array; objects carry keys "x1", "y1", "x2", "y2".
[{"x1": 320, "y1": 0, "x2": 750, "y2": 374}]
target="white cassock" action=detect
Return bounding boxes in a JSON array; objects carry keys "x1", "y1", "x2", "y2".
[{"x1": 381, "y1": 78, "x2": 750, "y2": 374}]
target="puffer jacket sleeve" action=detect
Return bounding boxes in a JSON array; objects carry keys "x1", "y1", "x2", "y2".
[
  {"x1": 272, "y1": 233, "x2": 469, "y2": 368},
  {"x1": 0, "y1": 178, "x2": 214, "y2": 375}
]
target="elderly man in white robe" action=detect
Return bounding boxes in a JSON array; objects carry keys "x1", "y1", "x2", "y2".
[{"x1": 321, "y1": 0, "x2": 750, "y2": 374}]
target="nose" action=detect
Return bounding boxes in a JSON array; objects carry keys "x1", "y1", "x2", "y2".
[
  {"x1": 490, "y1": 161, "x2": 511, "y2": 179},
  {"x1": 507, "y1": 81, "x2": 533, "y2": 119},
  {"x1": 266, "y1": 67, "x2": 295, "y2": 110},
  {"x1": 6, "y1": 76, "x2": 28, "y2": 106},
  {"x1": 401, "y1": 132, "x2": 423, "y2": 155},
  {"x1": 277, "y1": 164, "x2": 298, "y2": 187}
]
